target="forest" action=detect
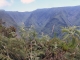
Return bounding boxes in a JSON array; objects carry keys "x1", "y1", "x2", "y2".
[{"x1": 0, "y1": 20, "x2": 80, "y2": 60}]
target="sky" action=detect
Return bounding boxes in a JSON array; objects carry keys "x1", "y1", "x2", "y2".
[{"x1": 0, "y1": 0, "x2": 80, "y2": 12}]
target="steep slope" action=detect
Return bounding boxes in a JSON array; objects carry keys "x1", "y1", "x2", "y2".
[
  {"x1": 24, "y1": 6, "x2": 80, "y2": 36},
  {"x1": 1, "y1": 6, "x2": 80, "y2": 37},
  {"x1": 7, "y1": 11, "x2": 31, "y2": 25},
  {"x1": 0, "y1": 10, "x2": 18, "y2": 28},
  {"x1": 41, "y1": 15, "x2": 68, "y2": 37},
  {"x1": 25, "y1": 8, "x2": 69, "y2": 31},
  {"x1": 25, "y1": 8, "x2": 53, "y2": 31}
]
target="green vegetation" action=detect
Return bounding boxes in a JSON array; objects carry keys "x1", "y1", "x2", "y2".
[{"x1": 0, "y1": 20, "x2": 80, "y2": 60}]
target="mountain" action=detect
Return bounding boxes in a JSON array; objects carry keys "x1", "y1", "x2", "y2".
[
  {"x1": 24, "y1": 6, "x2": 80, "y2": 37},
  {"x1": 25, "y1": 9, "x2": 52, "y2": 31},
  {"x1": 0, "y1": 10, "x2": 18, "y2": 28},
  {"x1": 0, "y1": 10, "x2": 31, "y2": 38},
  {"x1": 7, "y1": 11, "x2": 31, "y2": 25},
  {"x1": 1, "y1": 6, "x2": 80, "y2": 37}
]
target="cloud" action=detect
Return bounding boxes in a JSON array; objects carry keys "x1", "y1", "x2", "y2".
[
  {"x1": 0, "y1": 0, "x2": 13, "y2": 7},
  {"x1": 21, "y1": 0, "x2": 35, "y2": 4}
]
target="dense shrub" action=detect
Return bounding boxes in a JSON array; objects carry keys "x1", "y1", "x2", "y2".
[{"x1": 0, "y1": 20, "x2": 80, "y2": 60}]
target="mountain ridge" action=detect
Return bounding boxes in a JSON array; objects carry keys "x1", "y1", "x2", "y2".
[{"x1": 1, "y1": 6, "x2": 80, "y2": 37}]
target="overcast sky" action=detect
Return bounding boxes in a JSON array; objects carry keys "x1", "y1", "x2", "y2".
[{"x1": 0, "y1": 0, "x2": 80, "y2": 12}]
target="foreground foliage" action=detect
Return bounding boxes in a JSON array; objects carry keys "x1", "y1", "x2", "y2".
[{"x1": 0, "y1": 21, "x2": 80, "y2": 60}]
